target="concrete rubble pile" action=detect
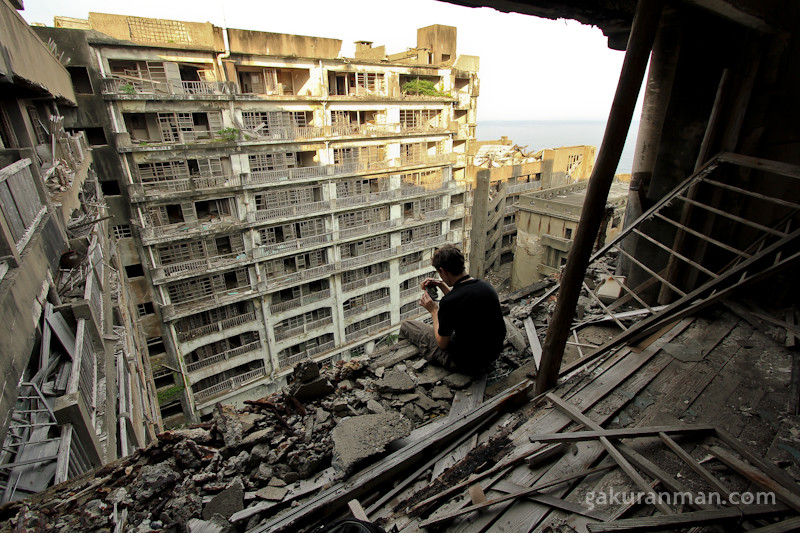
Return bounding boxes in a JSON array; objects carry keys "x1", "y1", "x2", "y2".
[{"x1": 0, "y1": 346, "x2": 509, "y2": 533}]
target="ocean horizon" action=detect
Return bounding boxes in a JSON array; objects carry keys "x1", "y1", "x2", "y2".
[{"x1": 477, "y1": 120, "x2": 640, "y2": 175}]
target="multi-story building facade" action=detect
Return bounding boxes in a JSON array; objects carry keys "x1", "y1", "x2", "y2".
[
  {"x1": 0, "y1": 0, "x2": 160, "y2": 501},
  {"x1": 463, "y1": 140, "x2": 596, "y2": 278},
  {"x1": 40, "y1": 14, "x2": 480, "y2": 425}
]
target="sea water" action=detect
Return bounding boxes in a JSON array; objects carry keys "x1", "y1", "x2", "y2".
[{"x1": 477, "y1": 120, "x2": 640, "y2": 175}]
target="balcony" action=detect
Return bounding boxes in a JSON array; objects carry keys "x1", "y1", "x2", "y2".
[
  {"x1": 542, "y1": 234, "x2": 573, "y2": 253},
  {"x1": 335, "y1": 190, "x2": 394, "y2": 208},
  {"x1": 277, "y1": 340, "x2": 336, "y2": 370},
  {"x1": 160, "y1": 286, "x2": 258, "y2": 321},
  {"x1": 341, "y1": 271, "x2": 390, "y2": 293},
  {"x1": 400, "y1": 307, "x2": 427, "y2": 321},
  {"x1": 397, "y1": 234, "x2": 447, "y2": 255},
  {"x1": 399, "y1": 153, "x2": 456, "y2": 168},
  {"x1": 137, "y1": 215, "x2": 244, "y2": 244},
  {"x1": 340, "y1": 247, "x2": 398, "y2": 270},
  {"x1": 343, "y1": 295, "x2": 391, "y2": 319},
  {"x1": 176, "y1": 311, "x2": 257, "y2": 343},
  {"x1": 246, "y1": 200, "x2": 331, "y2": 225},
  {"x1": 254, "y1": 233, "x2": 333, "y2": 259},
  {"x1": 344, "y1": 318, "x2": 392, "y2": 342},
  {"x1": 193, "y1": 367, "x2": 266, "y2": 404},
  {"x1": 185, "y1": 341, "x2": 261, "y2": 373},
  {"x1": 266, "y1": 264, "x2": 337, "y2": 292},
  {"x1": 507, "y1": 180, "x2": 542, "y2": 195},
  {"x1": 129, "y1": 174, "x2": 244, "y2": 201},
  {"x1": 151, "y1": 250, "x2": 254, "y2": 283},
  {"x1": 274, "y1": 316, "x2": 334, "y2": 341},
  {"x1": 503, "y1": 223, "x2": 517, "y2": 234},
  {"x1": 101, "y1": 77, "x2": 234, "y2": 97},
  {"x1": 241, "y1": 159, "x2": 395, "y2": 189},
  {"x1": 269, "y1": 289, "x2": 331, "y2": 314},
  {"x1": 339, "y1": 219, "x2": 400, "y2": 240}
]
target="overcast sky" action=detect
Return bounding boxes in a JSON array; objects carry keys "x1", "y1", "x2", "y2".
[{"x1": 21, "y1": 0, "x2": 638, "y2": 122}]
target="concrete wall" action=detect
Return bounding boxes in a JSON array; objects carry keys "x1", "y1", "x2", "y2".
[
  {"x1": 87, "y1": 12, "x2": 218, "y2": 50},
  {"x1": 417, "y1": 25, "x2": 457, "y2": 65},
  {"x1": 227, "y1": 29, "x2": 341, "y2": 59},
  {"x1": 0, "y1": 0, "x2": 75, "y2": 104}
]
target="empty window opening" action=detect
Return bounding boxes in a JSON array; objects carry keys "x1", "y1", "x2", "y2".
[{"x1": 125, "y1": 263, "x2": 145, "y2": 278}]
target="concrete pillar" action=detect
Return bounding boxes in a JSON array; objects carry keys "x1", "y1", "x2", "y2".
[{"x1": 469, "y1": 169, "x2": 490, "y2": 278}]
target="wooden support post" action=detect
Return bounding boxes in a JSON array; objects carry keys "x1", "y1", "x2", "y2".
[{"x1": 536, "y1": 0, "x2": 664, "y2": 395}]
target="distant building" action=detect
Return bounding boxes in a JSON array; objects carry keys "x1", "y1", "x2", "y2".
[
  {"x1": 0, "y1": 0, "x2": 160, "y2": 501},
  {"x1": 512, "y1": 180, "x2": 629, "y2": 289},
  {"x1": 37, "y1": 13, "x2": 480, "y2": 426},
  {"x1": 464, "y1": 141, "x2": 596, "y2": 278}
]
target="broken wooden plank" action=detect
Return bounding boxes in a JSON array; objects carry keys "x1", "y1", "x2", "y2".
[
  {"x1": 745, "y1": 516, "x2": 800, "y2": 533},
  {"x1": 658, "y1": 433, "x2": 732, "y2": 498},
  {"x1": 347, "y1": 499, "x2": 369, "y2": 521},
  {"x1": 418, "y1": 463, "x2": 617, "y2": 527},
  {"x1": 713, "y1": 429, "x2": 800, "y2": 500},
  {"x1": 529, "y1": 424, "x2": 715, "y2": 443},
  {"x1": 705, "y1": 445, "x2": 800, "y2": 513},
  {"x1": 586, "y1": 504, "x2": 790, "y2": 532},
  {"x1": 523, "y1": 317, "x2": 542, "y2": 370},
  {"x1": 431, "y1": 374, "x2": 487, "y2": 480},
  {"x1": 546, "y1": 393, "x2": 673, "y2": 515}
]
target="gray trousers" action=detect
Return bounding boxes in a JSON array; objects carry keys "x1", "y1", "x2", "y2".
[{"x1": 399, "y1": 319, "x2": 460, "y2": 372}]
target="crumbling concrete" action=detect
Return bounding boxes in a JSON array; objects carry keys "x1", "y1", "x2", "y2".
[{"x1": 331, "y1": 412, "x2": 413, "y2": 473}]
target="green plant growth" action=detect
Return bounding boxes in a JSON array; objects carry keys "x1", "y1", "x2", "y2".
[
  {"x1": 217, "y1": 127, "x2": 239, "y2": 142},
  {"x1": 120, "y1": 83, "x2": 136, "y2": 95},
  {"x1": 401, "y1": 79, "x2": 448, "y2": 97},
  {"x1": 157, "y1": 384, "x2": 184, "y2": 405}
]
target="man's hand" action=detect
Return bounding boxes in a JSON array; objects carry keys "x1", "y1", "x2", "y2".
[
  {"x1": 421, "y1": 277, "x2": 450, "y2": 295},
  {"x1": 420, "y1": 290, "x2": 438, "y2": 313}
]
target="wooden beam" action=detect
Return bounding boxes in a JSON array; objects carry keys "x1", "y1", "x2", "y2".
[
  {"x1": 587, "y1": 505, "x2": 789, "y2": 531},
  {"x1": 528, "y1": 424, "x2": 715, "y2": 443},
  {"x1": 536, "y1": 0, "x2": 665, "y2": 395},
  {"x1": 705, "y1": 445, "x2": 800, "y2": 513}
]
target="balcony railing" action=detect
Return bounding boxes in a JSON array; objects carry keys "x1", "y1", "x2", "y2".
[
  {"x1": 506, "y1": 180, "x2": 542, "y2": 195},
  {"x1": 69, "y1": 320, "x2": 98, "y2": 425},
  {"x1": 161, "y1": 285, "x2": 256, "y2": 320},
  {"x1": 399, "y1": 261, "x2": 433, "y2": 275},
  {"x1": 400, "y1": 308, "x2": 427, "y2": 321},
  {"x1": 193, "y1": 367, "x2": 266, "y2": 403},
  {"x1": 254, "y1": 233, "x2": 332, "y2": 258},
  {"x1": 102, "y1": 77, "x2": 234, "y2": 96},
  {"x1": 397, "y1": 234, "x2": 447, "y2": 255},
  {"x1": 137, "y1": 215, "x2": 242, "y2": 243},
  {"x1": 343, "y1": 295, "x2": 391, "y2": 318},
  {"x1": 176, "y1": 311, "x2": 257, "y2": 342},
  {"x1": 129, "y1": 174, "x2": 244, "y2": 200},
  {"x1": 339, "y1": 219, "x2": 400, "y2": 240},
  {"x1": 269, "y1": 289, "x2": 331, "y2": 314},
  {"x1": 335, "y1": 189, "x2": 394, "y2": 208},
  {"x1": 275, "y1": 316, "x2": 334, "y2": 341},
  {"x1": 278, "y1": 340, "x2": 336, "y2": 369},
  {"x1": 185, "y1": 340, "x2": 261, "y2": 373},
  {"x1": 340, "y1": 271, "x2": 390, "y2": 292},
  {"x1": 503, "y1": 223, "x2": 516, "y2": 234},
  {"x1": 267, "y1": 263, "x2": 336, "y2": 291},
  {"x1": 246, "y1": 200, "x2": 331, "y2": 224},
  {"x1": 345, "y1": 318, "x2": 392, "y2": 342},
  {"x1": 340, "y1": 247, "x2": 398, "y2": 270},
  {"x1": 400, "y1": 153, "x2": 456, "y2": 167},
  {"x1": 152, "y1": 250, "x2": 252, "y2": 282},
  {"x1": 418, "y1": 208, "x2": 449, "y2": 221}
]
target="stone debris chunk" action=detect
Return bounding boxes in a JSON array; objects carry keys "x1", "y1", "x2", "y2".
[{"x1": 331, "y1": 412, "x2": 413, "y2": 473}]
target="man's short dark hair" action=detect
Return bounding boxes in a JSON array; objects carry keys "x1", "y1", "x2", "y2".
[{"x1": 432, "y1": 244, "x2": 465, "y2": 275}]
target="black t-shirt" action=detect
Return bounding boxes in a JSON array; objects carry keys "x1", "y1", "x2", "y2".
[{"x1": 438, "y1": 276, "x2": 506, "y2": 373}]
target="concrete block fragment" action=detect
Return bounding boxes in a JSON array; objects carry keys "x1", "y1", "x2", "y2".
[{"x1": 331, "y1": 412, "x2": 412, "y2": 473}]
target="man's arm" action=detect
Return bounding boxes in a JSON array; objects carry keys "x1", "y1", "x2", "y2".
[{"x1": 420, "y1": 291, "x2": 450, "y2": 350}]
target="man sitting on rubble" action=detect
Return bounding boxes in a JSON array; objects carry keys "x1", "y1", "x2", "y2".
[{"x1": 399, "y1": 244, "x2": 506, "y2": 376}]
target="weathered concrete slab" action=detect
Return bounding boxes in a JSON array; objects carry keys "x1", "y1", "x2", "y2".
[{"x1": 331, "y1": 412, "x2": 413, "y2": 473}]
